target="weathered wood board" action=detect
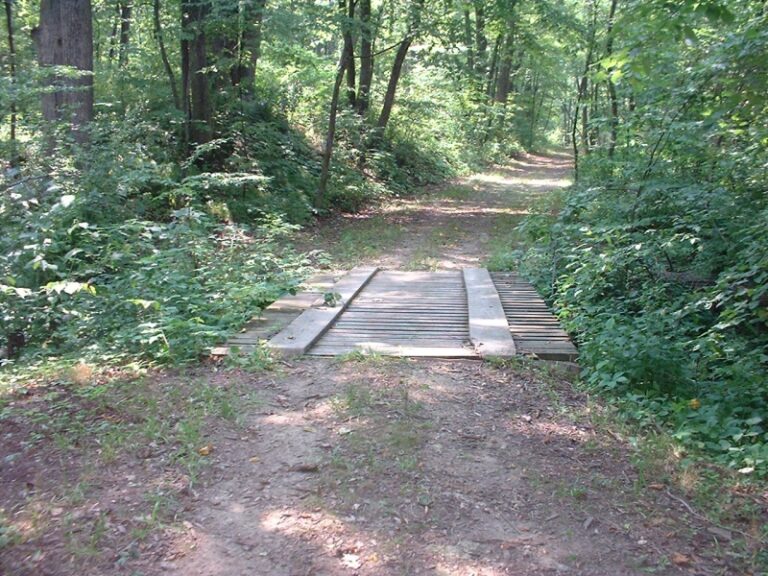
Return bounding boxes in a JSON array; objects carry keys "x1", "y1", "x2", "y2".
[
  {"x1": 308, "y1": 270, "x2": 477, "y2": 358},
  {"x1": 266, "y1": 267, "x2": 378, "y2": 356},
  {"x1": 249, "y1": 268, "x2": 577, "y2": 361},
  {"x1": 490, "y1": 272, "x2": 578, "y2": 362},
  {"x1": 463, "y1": 268, "x2": 516, "y2": 358},
  {"x1": 212, "y1": 272, "x2": 339, "y2": 355}
]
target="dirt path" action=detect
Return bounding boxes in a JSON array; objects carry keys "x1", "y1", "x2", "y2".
[
  {"x1": 300, "y1": 152, "x2": 572, "y2": 271},
  {"x1": 2, "y1": 155, "x2": 752, "y2": 576},
  {"x1": 156, "y1": 155, "x2": 738, "y2": 576}
]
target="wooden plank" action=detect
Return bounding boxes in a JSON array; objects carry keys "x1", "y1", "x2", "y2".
[
  {"x1": 309, "y1": 269, "x2": 475, "y2": 358},
  {"x1": 267, "y1": 266, "x2": 378, "y2": 356},
  {"x1": 491, "y1": 272, "x2": 578, "y2": 362},
  {"x1": 463, "y1": 268, "x2": 516, "y2": 358}
]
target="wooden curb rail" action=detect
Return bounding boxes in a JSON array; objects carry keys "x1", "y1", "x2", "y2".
[
  {"x1": 463, "y1": 268, "x2": 517, "y2": 358},
  {"x1": 266, "y1": 266, "x2": 378, "y2": 356}
]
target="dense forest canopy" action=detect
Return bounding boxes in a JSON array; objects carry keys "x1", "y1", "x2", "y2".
[{"x1": 1, "y1": 0, "x2": 767, "y2": 474}]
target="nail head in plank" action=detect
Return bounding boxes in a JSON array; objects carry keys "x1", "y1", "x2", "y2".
[{"x1": 463, "y1": 268, "x2": 516, "y2": 358}]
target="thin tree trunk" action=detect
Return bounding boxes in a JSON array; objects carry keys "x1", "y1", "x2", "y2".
[
  {"x1": 527, "y1": 75, "x2": 540, "y2": 149},
  {"x1": 4, "y1": 0, "x2": 17, "y2": 152},
  {"x1": 356, "y1": 0, "x2": 373, "y2": 115},
  {"x1": 118, "y1": 2, "x2": 131, "y2": 66},
  {"x1": 376, "y1": 0, "x2": 423, "y2": 131},
  {"x1": 36, "y1": 0, "x2": 94, "y2": 144},
  {"x1": 376, "y1": 36, "x2": 411, "y2": 130},
  {"x1": 485, "y1": 32, "x2": 501, "y2": 99},
  {"x1": 317, "y1": 48, "x2": 351, "y2": 206},
  {"x1": 463, "y1": 8, "x2": 474, "y2": 73},
  {"x1": 153, "y1": 0, "x2": 180, "y2": 109},
  {"x1": 572, "y1": 0, "x2": 598, "y2": 180},
  {"x1": 108, "y1": 2, "x2": 119, "y2": 61},
  {"x1": 605, "y1": 0, "x2": 619, "y2": 157},
  {"x1": 343, "y1": 0, "x2": 356, "y2": 107},
  {"x1": 473, "y1": 0, "x2": 487, "y2": 74}
]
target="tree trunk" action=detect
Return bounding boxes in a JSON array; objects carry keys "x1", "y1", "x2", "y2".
[
  {"x1": 485, "y1": 32, "x2": 501, "y2": 99},
  {"x1": 572, "y1": 0, "x2": 598, "y2": 180},
  {"x1": 108, "y1": 3, "x2": 119, "y2": 61},
  {"x1": 605, "y1": 0, "x2": 619, "y2": 157},
  {"x1": 4, "y1": 0, "x2": 17, "y2": 153},
  {"x1": 494, "y1": 39, "x2": 513, "y2": 104},
  {"x1": 463, "y1": 8, "x2": 474, "y2": 73},
  {"x1": 118, "y1": 2, "x2": 131, "y2": 66},
  {"x1": 36, "y1": 0, "x2": 94, "y2": 144},
  {"x1": 343, "y1": 0, "x2": 356, "y2": 107},
  {"x1": 225, "y1": 0, "x2": 264, "y2": 98},
  {"x1": 493, "y1": 2, "x2": 517, "y2": 104},
  {"x1": 181, "y1": 0, "x2": 212, "y2": 144},
  {"x1": 473, "y1": 0, "x2": 487, "y2": 74},
  {"x1": 317, "y1": 48, "x2": 351, "y2": 206},
  {"x1": 153, "y1": 0, "x2": 180, "y2": 109},
  {"x1": 376, "y1": 36, "x2": 411, "y2": 130},
  {"x1": 235, "y1": 0, "x2": 266, "y2": 92},
  {"x1": 356, "y1": 0, "x2": 373, "y2": 115},
  {"x1": 376, "y1": 0, "x2": 423, "y2": 131}
]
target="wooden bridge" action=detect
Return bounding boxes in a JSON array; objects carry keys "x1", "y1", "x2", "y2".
[{"x1": 220, "y1": 267, "x2": 577, "y2": 361}]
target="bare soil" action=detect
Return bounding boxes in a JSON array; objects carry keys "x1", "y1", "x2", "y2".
[{"x1": 1, "y1": 154, "x2": 763, "y2": 576}]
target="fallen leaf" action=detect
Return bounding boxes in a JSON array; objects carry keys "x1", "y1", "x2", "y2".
[
  {"x1": 197, "y1": 445, "x2": 213, "y2": 456},
  {"x1": 671, "y1": 552, "x2": 692, "y2": 566},
  {"x1": 341, "y1": 553, "x2": 362, "y2": 569}
]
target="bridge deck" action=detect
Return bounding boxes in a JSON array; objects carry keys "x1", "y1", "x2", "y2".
[{"x1": 223, "y1": 267, "x2": 577, "y2": 362}]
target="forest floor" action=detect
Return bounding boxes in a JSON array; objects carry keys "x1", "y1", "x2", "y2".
[{"x1": 1, "y1": 154, "x2": 764, "y2": 576}]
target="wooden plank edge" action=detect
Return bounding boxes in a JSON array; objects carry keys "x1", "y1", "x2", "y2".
[
  {"x1": 267, "y1": 266, "x2": 378, "y2": 356},
  {"x1": 463, "y1": 268, "x2": 517, "y2": 359}
]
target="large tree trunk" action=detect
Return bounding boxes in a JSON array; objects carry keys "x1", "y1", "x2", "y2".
[
  {"x1": 227, "y1": 0, "x2": 265, "y2": 96},
  {"x1": 235, "y1": 0, "x2": 266, "y2": 92},
  {"x1": 356, "y1": 0, "x2": 373, "y2": 115},
  {"x1": 494, "y1": 35, "x2": 513, "y2": 104},
  {"x1": 36, "y1": 0, "x2": 94, "y2": 144},
  {"x1": 181, "y1": 0, "x2": 212, "y2": 144}
]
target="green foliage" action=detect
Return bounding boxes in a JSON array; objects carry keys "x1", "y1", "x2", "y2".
[
  {"x1": 0, "y1": 120, "x2": 312, "y2": 366},
  {"x1": 515, "y1": 1, "x2": 768, "y2": 475}
]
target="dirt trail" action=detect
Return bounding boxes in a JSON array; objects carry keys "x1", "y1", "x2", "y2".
[
  {"x1": 2, "y1": 155, "x2": 744, "y2": 576},
  {"x1": 301, "y1": 152, "x2": 572, "y2": 271},
  {"x1": 157, "y1": 155, "x2": 734, "y2": 575}
]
